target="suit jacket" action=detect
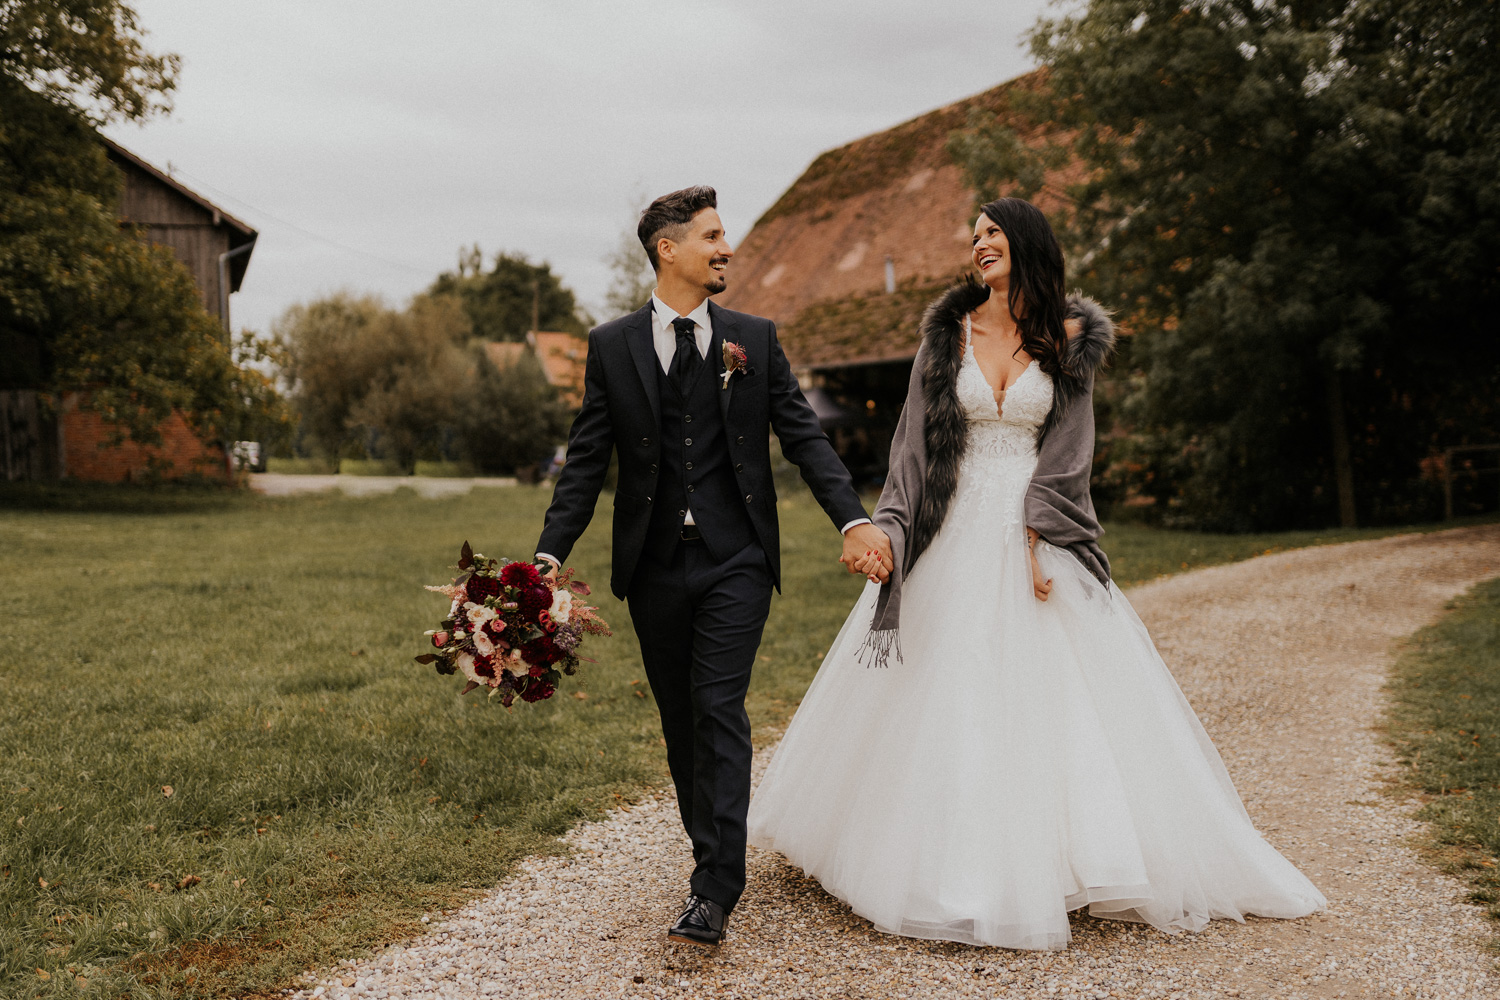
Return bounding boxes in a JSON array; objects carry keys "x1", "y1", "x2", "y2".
[{"x1": 536, "y1": 300, "x2": 868, "y2": 598}]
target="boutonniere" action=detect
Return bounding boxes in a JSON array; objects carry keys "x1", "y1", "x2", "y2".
[{"x1": 720, "y1": 341, "x2": 749, "y2": 388}]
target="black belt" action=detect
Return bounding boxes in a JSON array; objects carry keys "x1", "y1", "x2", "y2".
[{"x1": 679, "y1": 523, "x2": 702, "y2": 541}]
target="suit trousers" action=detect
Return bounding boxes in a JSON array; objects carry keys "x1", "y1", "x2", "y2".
[{"x1": 627, "y1": 538, "x2": 773, "y2": 912}]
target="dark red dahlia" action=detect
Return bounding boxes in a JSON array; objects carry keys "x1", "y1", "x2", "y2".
[
  {"x1": 466, "y1": 575, "x2": 501, "y2": 603},
  {"x1": 520, "y1": 681, "x2": 555, "y2": 703},
  {"x1": 499, "y1": 561, "x2": 542, "y2": 589},
  {"x1": 473, "y1": 655, "x2": 496, "y2": 678},
  {"x1": 520, "y1": 635, "x2": 561, "y2": 666},
  {"x1": 516, "y1": 583, "x2": 552, "y2": 617}
]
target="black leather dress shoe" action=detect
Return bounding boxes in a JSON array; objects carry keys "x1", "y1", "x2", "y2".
[{"x1": 667, "y1": 894, "x2": 728, "y2": 946}]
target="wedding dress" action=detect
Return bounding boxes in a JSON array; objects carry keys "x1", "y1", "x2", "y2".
[{"x1": 747, "y1": 319, "x2": 1325, "y2": 950}]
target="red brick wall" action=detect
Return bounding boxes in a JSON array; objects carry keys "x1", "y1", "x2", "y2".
[{"x1": 60, "y1": 393, "x2": 228, "y2": 483}]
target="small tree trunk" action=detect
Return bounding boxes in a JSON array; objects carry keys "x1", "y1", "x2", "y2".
[{"x1": 1326, "y1": 365, "x2": 1357, "y2": 528}]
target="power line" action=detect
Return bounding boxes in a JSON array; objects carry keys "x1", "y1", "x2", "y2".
[{"x1": 164, "y1": 165, "x2": 433, "y2": 278}]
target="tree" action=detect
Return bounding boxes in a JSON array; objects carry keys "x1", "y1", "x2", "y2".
[
  {"x1": 602, "y1": 225, "x2": 655, "y2": 315},
  {"x1": 0, "y1": 0, "x2": 178, "y2": 122},
  {"x1": 952, "y1": 0, "x2": 1500, "y2": 530},
  {"x1": 0, "y1": 2, "x2": 288, "y2": 456},
  {"x1": 459, "y1": 350, "x2": 569, "y2": 476},
  {"x1": 429, "y1": 247, "x2": 588, "y2": 341},
  {"x1": 274, "y1": 293, "x2": 473, "y2": 466}
]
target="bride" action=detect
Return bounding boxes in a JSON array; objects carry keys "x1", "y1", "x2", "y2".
[{"x1": 746, "y1": 198, "x2": 1325, "y2": 951}]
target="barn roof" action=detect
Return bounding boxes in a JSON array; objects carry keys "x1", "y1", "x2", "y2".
[{"x1": 716, "y1": 71, "x2": 1079, "y2": 369}]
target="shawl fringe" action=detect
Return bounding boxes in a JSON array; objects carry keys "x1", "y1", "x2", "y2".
[{"x1": 856, "y1": 627, "x2": 904, "y2": 669}]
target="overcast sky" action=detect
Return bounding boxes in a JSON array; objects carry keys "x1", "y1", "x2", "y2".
[{"x1": 103, "y1": 1, "x2": 1058, "y2": 335}]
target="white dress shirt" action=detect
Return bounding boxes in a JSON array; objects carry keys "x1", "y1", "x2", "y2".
[
  {"x1": 534, "y1": 291, "x2": 868, "y2": 569},
  {"x1": 650, "y1": 290, "x2": 713, "y2": 373}
]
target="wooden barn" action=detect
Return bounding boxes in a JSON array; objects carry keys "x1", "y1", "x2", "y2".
[
  {"x1": 716, "y1": 71, "x2": 1079, "y2": 484},
  {"x1": 0, "y1": 140, "x2": 258, "y2": 483},
  {"x1": 103, "y1": 137, "x2": 258, "y2": 331}
]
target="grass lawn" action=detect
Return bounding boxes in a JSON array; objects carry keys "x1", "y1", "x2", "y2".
[
  {"x1": 0, "y1": 479, "x2": 1478, "y2": 998},
  {"x1": 1385, "y1": 576, "x2": 1500, "y2": 945}
]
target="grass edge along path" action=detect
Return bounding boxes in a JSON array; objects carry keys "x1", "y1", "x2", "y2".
[{"x1": 1385, "y1": 574, "x2": 1500, "y2": 952}]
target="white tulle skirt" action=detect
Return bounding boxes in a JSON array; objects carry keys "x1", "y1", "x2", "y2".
[{"x1": 747, "y1": 511, "x2": 1325, "y2": 950}]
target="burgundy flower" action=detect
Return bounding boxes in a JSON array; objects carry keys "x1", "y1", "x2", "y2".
[
  {"x1": 520, "y1": 681, "x2": 555, "y2": 703},
  {"x1": 473, "y1": 655, "x2": 496, "y2": 679},
  {"x1": 500, "y1": 561, "x2": 542, "y2": 589},
  {"x1": 520, "y1": 635, "x2": 561, "y2": 666},
  {"x1": 466, "y1": 575, "x2": 501, "y2": 603},
  {"x1": 517, "y1": 584, "x2": 552, "y2": 618}
]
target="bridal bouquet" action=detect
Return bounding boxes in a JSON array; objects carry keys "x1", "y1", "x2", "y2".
[{"x1": 415, "y1": 542, "x2": 611, "y2": 707}]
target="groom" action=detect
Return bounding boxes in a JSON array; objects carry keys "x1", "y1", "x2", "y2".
[{"x1": 534, "y1": 186, "x2": 891, "y2": 945}]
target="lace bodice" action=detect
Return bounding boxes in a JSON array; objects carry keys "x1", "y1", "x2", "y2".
[{"x1": 949, "y1": 316, "x2": 1055, "y2": 528}]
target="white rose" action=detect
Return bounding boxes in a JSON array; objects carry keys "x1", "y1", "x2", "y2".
[
  {"x1": 456, "y1": 652, "x2": 481, "y2": 683},
  {"x1": 472, "y1": 627, "x2": 495, "y2": 656},
  {"x1": 548, "y1": 589, "x2": 573, "y2": 624},
  {"x1": 465, "y1": 602, "x2": 497, "y2": 625}
]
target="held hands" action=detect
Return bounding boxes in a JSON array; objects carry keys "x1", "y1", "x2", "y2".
[
  {"x1": 841, "y1": 523, "x2": 893, "y2": 584},
  {"x1": 1027, "y1": 528, "x2": 1052, "y2": 602}
]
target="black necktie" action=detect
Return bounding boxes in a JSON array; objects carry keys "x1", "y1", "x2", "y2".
[{"x1": 669, "y1": 316, "x2": 699, "y2": 391}]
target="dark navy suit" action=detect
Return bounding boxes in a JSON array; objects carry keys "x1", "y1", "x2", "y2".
[{"x1": 536, "y1": 300, "x2": 866, "y2": 910}]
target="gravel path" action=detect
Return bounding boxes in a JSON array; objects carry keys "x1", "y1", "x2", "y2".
[{"x1": 291, "y1": 525, "x2": 1500, "y2": 1000}]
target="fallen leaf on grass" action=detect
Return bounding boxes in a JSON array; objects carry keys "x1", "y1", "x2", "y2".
[
  {"x1": 38, "y1": 878, "x2": 47, "y2": 888},
  {"x1": 572, "y1": 691, "x2": 588, "y2": 700},
  {"x1": 35, "y1": 969, "x2": 49, "y2": 980},
  {"x1": 634, "y1": 690, "x2": 646, "y2": 699},
  {"x1": 161, "y1": 786, "x2": 173, "y2": 798},
  {"x1": 147, "y1": 882, "x2": 161, "y2": 892},
  {"x1": 232, "y1": 879, "x2": 245, "y2": 888},
  {"x1": 176, "y1": 875, "x2": 201, "y2": 890},
  {"x1": 427, "y1": 796, "x2": 441, "y2": 804}
]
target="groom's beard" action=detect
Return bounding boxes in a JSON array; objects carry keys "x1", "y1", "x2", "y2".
[{"x1": 704, "y1": 256, "x2": 730, "y2": 294}]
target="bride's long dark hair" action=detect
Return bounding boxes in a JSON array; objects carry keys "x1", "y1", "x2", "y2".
[{"x1": 977, "y1": 197, "x2": 1071, "y2": 381}]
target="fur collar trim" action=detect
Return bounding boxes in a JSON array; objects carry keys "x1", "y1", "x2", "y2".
[{"x1": 908, "y1": 275, "x2": 1114, "y2": 566}]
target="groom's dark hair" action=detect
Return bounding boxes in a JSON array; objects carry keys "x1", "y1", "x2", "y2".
[{"x1": 638, "y1": 186, "x2": 718, "y2": 272}]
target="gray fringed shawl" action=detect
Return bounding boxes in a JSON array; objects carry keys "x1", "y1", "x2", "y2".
[{"x1": 861, "y1": 276, "x2": 1115, "y2": 666}]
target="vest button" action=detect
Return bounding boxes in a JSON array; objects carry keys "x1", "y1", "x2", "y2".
[
  {"x1": 678, "y1": 509, "x2": 686, "y2": 517},
  {"x1": 745, "y1": 494, "x2": 753, "y2": 503},
  {"x1": 646, "y1": 495, "x2": 653, "y2": 504},
  {"x1": 735, "y1": 435, "x2": 745, "y2": 445},
  {"x1": 649, "y1": 464, "x2": 657, "y2": 475},
  {"x1": 687, "y1": 484, "x2": 695, "y2": 493},
  {"x1": 684, "y1": 438, "x2": 692, "y2": 447},
  {"x1": 735, "y1": 463, "x2": 743, "y2": 473},
  {"x1": 685, "y1": 461, "x2": 693, "y2": 470},
  {"x1": 684, "y1": 414, "x2": 693, "y2": 423},
  {"x1": 641, "y1": 437, "x2": 650, "y2": 447}
]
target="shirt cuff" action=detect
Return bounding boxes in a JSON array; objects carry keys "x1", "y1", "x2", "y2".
[
  {"x1": 839, "y1": 518, "x2": 872, "y2": 535},
  {"x1": 534, "y1": 553, "x2": 561, "y2": 568}
]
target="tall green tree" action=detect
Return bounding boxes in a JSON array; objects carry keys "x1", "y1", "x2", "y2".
[
  {"x1": 0, "y1": 1, "x2": 286, "y2": 452},
  {"x1": 429, "y1": 246, "x2": 587, "y2": 341},
  {"x1": 954, "y1": 0, "x2": 1500, "y2": 530}
]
